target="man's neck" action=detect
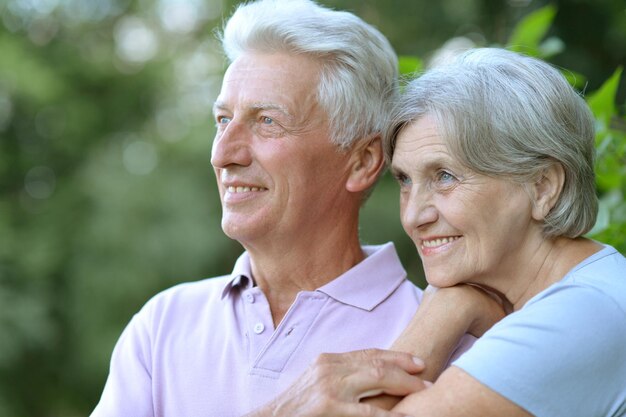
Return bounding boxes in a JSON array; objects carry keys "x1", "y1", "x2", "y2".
[{"x1": 246, "y1": 231, "x2": 365, "y2": 326}]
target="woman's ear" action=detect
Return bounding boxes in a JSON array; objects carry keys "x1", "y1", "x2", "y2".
[
  {"x1": 345, "y1": 135, "x2": 385, "y2": 193},
  {"x1": 531, "y1": 163, "x2": 565, "y2": 221}
]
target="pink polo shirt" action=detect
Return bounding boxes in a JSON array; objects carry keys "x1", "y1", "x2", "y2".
[{"x1": 91, "y1": 243, "x2": 453, "y2": 417}]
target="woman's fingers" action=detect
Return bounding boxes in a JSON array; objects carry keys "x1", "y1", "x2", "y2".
[
  {"x1": 347, "y1": 357, "x2": 427, "y2": 399},
  {"x1": 260, "y1": 349, "x2": 426, "y2": 417},
  {"x1": 311, "y1": 349, "x2": 427, "y2": 401},
  {"x1": 318, "y1": 349, "x2": 425, "y2": 373}
]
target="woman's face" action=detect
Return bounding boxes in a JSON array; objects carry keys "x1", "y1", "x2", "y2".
[{"x1": 390, "y1": 115, "x2": 542, "y2": 289}]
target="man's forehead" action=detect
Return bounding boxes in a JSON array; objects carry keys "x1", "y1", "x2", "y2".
[{"x1": 221, "y1": 53, "x2": 318, "y2": 92}]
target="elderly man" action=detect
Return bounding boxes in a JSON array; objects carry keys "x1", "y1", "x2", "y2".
[{"x1": 91, "y1": 1, "x2": 489, "y2": 416}]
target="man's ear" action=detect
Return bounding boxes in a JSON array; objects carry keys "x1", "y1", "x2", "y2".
[
  {"x1": 531, "y1": 162, "x2": 565, "y2": 221},
  {"x1": 345, "y1": 135, "x2": 385, "y2": 193}
]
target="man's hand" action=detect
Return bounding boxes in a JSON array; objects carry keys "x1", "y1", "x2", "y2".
[{"x1": 245, "y1": 349, "x2": 427, "y2": 417}]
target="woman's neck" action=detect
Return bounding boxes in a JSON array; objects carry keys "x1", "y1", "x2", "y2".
[{"x1": 506, "y1": 237, "x2": 603, "y2": 311}]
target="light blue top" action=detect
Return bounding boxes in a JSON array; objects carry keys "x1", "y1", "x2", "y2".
[{"x1": 454, "y1": 244, "x2": 626, "y2": 417}]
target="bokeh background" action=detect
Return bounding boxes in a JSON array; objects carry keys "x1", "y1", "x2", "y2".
[{"x1": 1, "y1": 0, "x2": 625, "y2": 415}]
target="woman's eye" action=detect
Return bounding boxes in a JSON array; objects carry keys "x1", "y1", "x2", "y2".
[{"x1": 395, "y1": 173, "x2": 411, "y2": 186}]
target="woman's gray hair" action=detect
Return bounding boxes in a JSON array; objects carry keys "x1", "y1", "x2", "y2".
[
  {"x1": 219, "y1": 0, "x2": 398, "y2": 149},
  {"x1": 385, "y1": 48, "x2": 597, "y2": 238}
]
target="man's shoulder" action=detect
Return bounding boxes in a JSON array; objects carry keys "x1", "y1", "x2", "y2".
[
  {"x1": 165, "y1": 273, "x2": 232, "y2": 294},
  {"x1": 140, "y1": 274, "x2": 234, "y2": 317}
]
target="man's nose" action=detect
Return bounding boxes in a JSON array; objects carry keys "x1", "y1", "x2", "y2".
[{"x1": 210, "y1": 121, "x2": 253, "y2": 169}]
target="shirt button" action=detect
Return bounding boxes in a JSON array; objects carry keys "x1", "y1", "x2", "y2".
[
  {"x1": 253, "y1": 323, "x2": 265, "y2": 334},
  {"x1": 245, "y1": 293, "x2": 255, "y2": 303}
]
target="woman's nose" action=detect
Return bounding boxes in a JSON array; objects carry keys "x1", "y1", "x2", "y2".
[{"x1": 401, "y1": 188, "x2": 439, "y2": 232}]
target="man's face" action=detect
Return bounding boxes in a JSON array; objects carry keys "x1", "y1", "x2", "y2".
[{"x1": 211, "y1": 53, "x2": 353, "y2": 248}]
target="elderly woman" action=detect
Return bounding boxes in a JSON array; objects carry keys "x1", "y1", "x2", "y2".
[
  {"x1": 382, "y1": 47, "x2": 626, "y2": 417},
  {"x1": 249, "y1": 48, "x2": 625, "y2": 417}
]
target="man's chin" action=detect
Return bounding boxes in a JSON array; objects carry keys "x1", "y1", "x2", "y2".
[{"x1": 221, "y1": 220, "x2": 266, "y2": 243}]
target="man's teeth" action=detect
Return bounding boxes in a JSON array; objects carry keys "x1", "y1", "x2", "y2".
[
  {"x1": 227, "y1": 186, "x2": 263, "y2": 193},
  {"x1": 422, "y1": 236, "x2": 460, "y2": 247}
]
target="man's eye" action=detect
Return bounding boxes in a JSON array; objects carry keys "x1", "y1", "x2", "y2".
[
  {"x1": 216, "y1": 116, "x2": 231, "y2": 125},
  {"x1": 261, "y1": 116, "x2": 274, "y2": 125}
]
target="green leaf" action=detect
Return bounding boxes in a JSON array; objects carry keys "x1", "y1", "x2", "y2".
[
  {"x1": 595, "y1": 130, "x2": 613, "y2": 158},
  {"x1": 588, "y1": 190, "x2": 625, "y2": 237},
  {"x1": 596, "y1": 155, "x2": 623, "y2": 190},
  {"x1": 586, "y1": 67, "x2": 623, "y2": 125},
  {"x1": 398, "y1": 55, "x2": 423, "y2": 76},
  {"x1": 538, "y1": 36, "x2": 564, "y2": 58},
  {"x1": 508, "y1": 5, "x2": 557, "y2": 56}
]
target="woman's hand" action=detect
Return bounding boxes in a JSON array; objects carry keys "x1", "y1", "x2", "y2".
[{"x1": 245, "y1": 349, "x2": 428, "y2": 417}]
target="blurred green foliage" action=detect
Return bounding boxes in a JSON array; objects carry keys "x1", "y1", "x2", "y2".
[
  {"x1": 587, "y1": 68, "x2": 626, "y2": 247},
  {"x1": 508, "y1": 4, "x2": 559, "y2": 56},
  {"x1": 0, "y1": 0, "x2": 624, "y2": 416}
]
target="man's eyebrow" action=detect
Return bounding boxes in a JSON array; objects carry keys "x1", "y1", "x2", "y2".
[
  {"x1": 212, "y1": 101, "x2": 228, "y2": 115},
  {"x1": 248, "y1": 102, "x2": 291, "y2": 116},
  {"x1": 212, "y1": 101, "x2": 292, "y2": 116},
  {"x1": 250, "y1": 103, "x2": 297, "y2": 126}
]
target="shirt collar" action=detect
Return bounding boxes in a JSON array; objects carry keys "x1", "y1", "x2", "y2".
[
  {"x1": 220, "y1": 242, "x2": 407, "y2": 311},
  {"x1": 220, "y1": 252, "x2": 255, "y2": 299},
  {"x1": 315, "y1": 242, "x2": 407, "y2": 311}
]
